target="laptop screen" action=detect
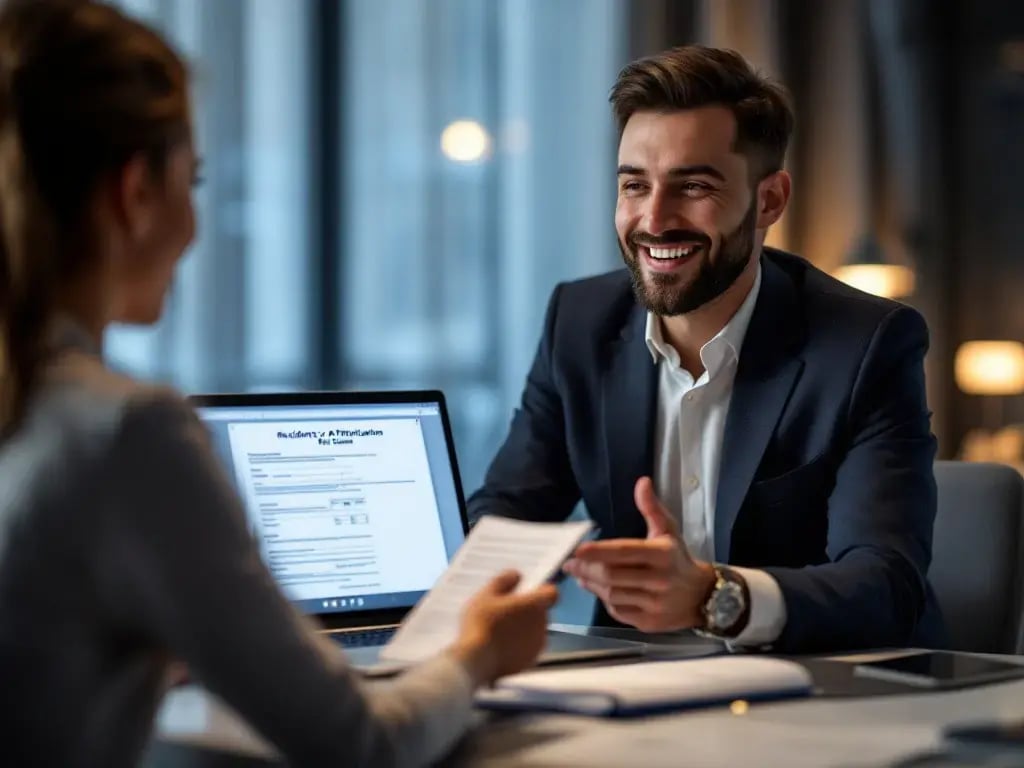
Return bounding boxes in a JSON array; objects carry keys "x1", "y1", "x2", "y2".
[{"x1": 194, "y1": 395, "x2": 467, "y2": 616}]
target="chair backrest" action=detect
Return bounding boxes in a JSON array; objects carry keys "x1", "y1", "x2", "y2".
[{"x1": 929, "y1": 460, "x2": 1024, "y2": 654}]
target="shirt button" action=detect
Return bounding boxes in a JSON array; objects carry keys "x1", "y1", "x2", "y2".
[
  {"x1": 684, "y1": 392, "x2": 698, "y2": 402},
  {"x1": 687, "y1": 475, "x2": 700, "y2": 489}
]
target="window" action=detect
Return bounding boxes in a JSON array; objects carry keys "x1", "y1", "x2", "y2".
[
  {"x1": 106, "y1": 0, "x2": 625, "y2": 492},
  {"x1": 106, "y1": 0, "x2": 315, "y2": 393},
  {"x1": 340, "y1": 0, "x2": 624, "y2": 487}
]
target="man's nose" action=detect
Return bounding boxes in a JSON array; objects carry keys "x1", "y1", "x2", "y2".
[{"x1": 640, "y1": 190, "x2": 683, "y2": 235}]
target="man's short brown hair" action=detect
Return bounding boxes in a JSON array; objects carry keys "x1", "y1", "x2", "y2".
[{"x1": 610, "y1": 45, "x2": 794, "y2": 180}]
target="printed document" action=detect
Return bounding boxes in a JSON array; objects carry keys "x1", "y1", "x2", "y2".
[{"x1": 381, "y1": 516, "x2": 593, "y2": 663}]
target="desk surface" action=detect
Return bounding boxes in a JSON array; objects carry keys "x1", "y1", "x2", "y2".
[{"x1": 151, "y1": 628, "x2": 1024, "y2": 768}]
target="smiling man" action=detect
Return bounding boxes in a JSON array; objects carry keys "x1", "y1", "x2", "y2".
[{"x1": 467, "y1": 45, "x2": 943, "y2": 653}]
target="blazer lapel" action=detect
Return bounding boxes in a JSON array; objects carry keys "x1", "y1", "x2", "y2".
[
  {"x1": 715, "y1": 256, "x2": 805, "y2": 560},
  {"x1": 601, "y1": 306, "x2": 658, "y2": 540}
]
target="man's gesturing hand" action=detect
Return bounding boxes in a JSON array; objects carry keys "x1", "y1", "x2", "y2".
[{"x1": 562, "y1": 476, "x2": 715, "y2": 633}]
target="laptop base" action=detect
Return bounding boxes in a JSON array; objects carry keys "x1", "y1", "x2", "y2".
[{"x1": 341, "y1": 628, "x2": 647, "y2": 677}]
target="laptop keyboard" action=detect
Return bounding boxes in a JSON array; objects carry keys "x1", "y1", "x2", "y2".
[{"x1": 331, "y1": 627, "x2": 397, "y2": 648}]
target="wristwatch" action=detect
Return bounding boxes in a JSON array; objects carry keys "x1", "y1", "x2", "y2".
[{"x1": 698, "y1": 565, "x2": 750, "y2": 638}]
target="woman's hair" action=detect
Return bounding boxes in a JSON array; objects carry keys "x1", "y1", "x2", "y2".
[{"x1": 0, "y1": 0, "x2": 189, "y2": 432}]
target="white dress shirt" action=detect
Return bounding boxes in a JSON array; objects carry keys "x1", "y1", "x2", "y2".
[{"x1": 646, "y1": 264, "x2": 786, "y2": 646}]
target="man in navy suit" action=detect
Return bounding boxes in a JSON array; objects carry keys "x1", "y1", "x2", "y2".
[{"x1": 467, "y1": 45, "x2": 943, "y2": 653}]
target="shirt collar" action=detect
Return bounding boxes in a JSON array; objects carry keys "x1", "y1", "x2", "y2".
[{"x1": 644, "y1": 261, "x2": 763, "y2": 376}]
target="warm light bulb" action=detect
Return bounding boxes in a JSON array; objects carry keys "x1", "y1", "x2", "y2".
[
  {"x1": 833, "y1": 264, "x2": 915, "y2": 299},
  {"x1": 955, "y1": 341, "x2": 1024, "y2": 395},
  {"x1": 440, "y1": 120, "x2": 491, "y2": 163}
]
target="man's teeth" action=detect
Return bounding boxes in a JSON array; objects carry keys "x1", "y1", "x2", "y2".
[{"x1": 648, "y1": 245, "x2": 699, "y2": 260}]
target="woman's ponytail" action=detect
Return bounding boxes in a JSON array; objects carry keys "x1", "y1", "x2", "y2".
[
  {"x1": 0, "y1": 0, "x2": 188, "y2": 433},
  {"x1": 0, "y1": 46, "x2": 58, "y2": 433}
]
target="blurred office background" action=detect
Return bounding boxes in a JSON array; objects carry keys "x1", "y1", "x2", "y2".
[{"x1": 106, "y1": 0, "x2": 1024, "y2": 487}]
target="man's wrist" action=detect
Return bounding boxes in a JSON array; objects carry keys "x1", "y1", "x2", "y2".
[
  {"x1": 696, "y1": 561, "x2": 717, "y2": 615},
  {"x1": 678, "y1": 561, "x2": 717, "y2": 628}
]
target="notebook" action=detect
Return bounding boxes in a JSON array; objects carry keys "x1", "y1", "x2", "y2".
[{"x1": 474, "y1": 656, "x2": 814, "y2": 716}]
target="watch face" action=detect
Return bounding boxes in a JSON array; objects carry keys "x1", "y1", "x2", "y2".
[{"x1": 711, "y1": 581, "x2": 744, "y2": 629}]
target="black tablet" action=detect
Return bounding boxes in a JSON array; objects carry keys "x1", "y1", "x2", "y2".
[{"x1": 853, "y1": 652, "x2": 1024, "y2": 689}]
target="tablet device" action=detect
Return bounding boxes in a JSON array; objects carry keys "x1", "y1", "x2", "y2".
[
  {"x1": 944, "y1": 719, "x2": 1024, "y2": 751},
  {"x1": 853, "y1": 651, "x2": 1024, "y2": 688}
]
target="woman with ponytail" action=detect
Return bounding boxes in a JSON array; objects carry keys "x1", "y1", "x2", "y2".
[{"x1": 0, "y1": 2, "x2": 557, "y2": 767}]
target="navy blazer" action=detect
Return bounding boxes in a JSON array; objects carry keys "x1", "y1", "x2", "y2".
[{"x1": 468, "y1": 249, "x2": 944, "y2": 653}]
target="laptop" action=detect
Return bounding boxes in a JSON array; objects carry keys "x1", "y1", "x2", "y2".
[{"x1": 190, "y1": 389, "x2": 644, "y2": 674}]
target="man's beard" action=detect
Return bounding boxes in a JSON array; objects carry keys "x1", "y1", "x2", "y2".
[{"x1": 620, "y1": 199, "x2": 757, "y2": 316}]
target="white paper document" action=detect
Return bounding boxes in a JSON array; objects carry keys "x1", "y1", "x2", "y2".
[{"x1": 381, "y1": 516, "x2": 593, "y2": 663}]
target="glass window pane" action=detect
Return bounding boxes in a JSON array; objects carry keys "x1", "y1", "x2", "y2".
[
  {"x1": 104, "y1": 0, "x2": 314, "y2": 394},
  {"x1": 340, "y1": 0, "x2": 625, "y2": 490}
]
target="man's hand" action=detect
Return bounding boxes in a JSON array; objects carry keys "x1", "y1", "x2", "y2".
[{"x1": 562, "y1": 476, "x2": 716, "y2": 633}]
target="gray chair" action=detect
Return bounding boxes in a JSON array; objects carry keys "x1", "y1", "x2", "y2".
[{"x1": 929, "y1": 460, "x2": 1024, "y2": 654}]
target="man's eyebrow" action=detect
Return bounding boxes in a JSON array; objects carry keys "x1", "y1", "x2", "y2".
[
  {"x1": 616, "y1": 164, "x2": 726, "y2": 181},
  {"x1": 667, "y1": 164, "x2": 726, "y2": 181}
]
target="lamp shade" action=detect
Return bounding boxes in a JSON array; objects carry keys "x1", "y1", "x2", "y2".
[
  {"x1": 832, "y1": 234, "x2": 915, "y2": 299},
  {"x1": 955, "y1": 341, "x2": 1024, "y2": 395}
]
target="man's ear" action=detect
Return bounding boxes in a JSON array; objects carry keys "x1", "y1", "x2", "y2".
[
  {"x1": 756, "y1": 169, "x2": 791, "y2": 229},
  {"x1": 110, "y1": 153, "x2": 156, "y2": 242}
]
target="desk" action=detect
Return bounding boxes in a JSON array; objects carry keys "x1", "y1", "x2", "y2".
[{"x1": 150, "y1": 630, "x2": 1024, "y2": 768}]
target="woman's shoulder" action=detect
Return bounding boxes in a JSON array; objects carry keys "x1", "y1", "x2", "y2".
[
  {"x1": 34, "y1": 350, "x2": 197, "y2": 447},
  {"x1": 4, "y1": 357, "x2": 203, "y2": 523}
]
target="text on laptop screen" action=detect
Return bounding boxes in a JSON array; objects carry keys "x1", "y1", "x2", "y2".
[{"x1": 196, "y1": 401, "x2": 465, "y2": 615}]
